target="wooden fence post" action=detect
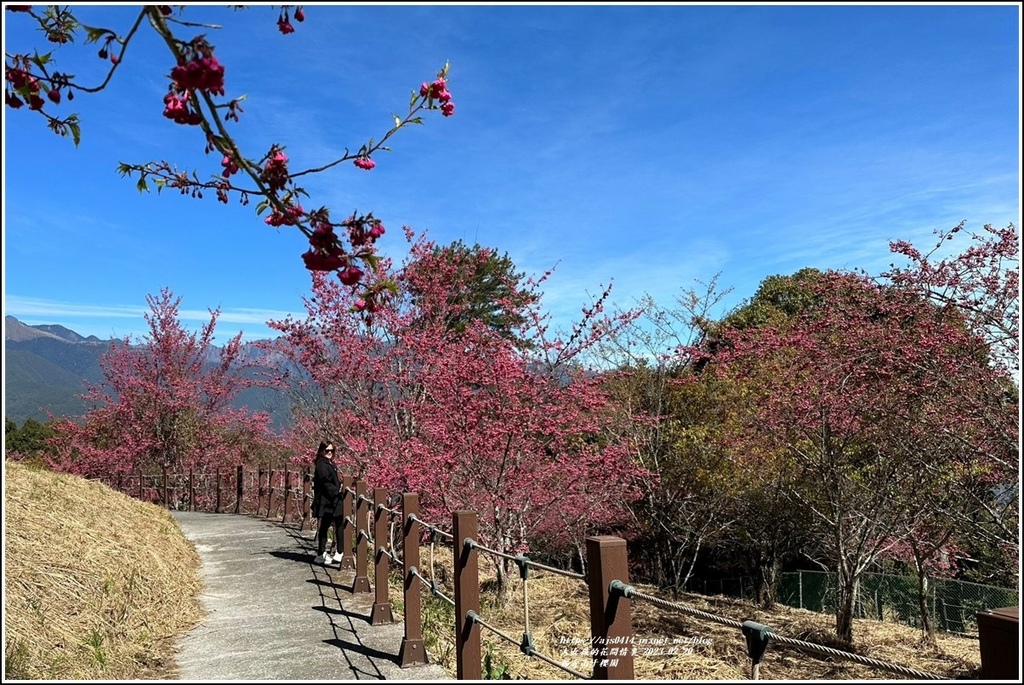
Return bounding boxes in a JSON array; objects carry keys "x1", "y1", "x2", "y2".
[
  {"x1": 300, "y1": 468, "x2": 311, "y2": 531},
  {"x1": 370, "y1": 487, "x2": 394, "y2": 624},
  {"x1": 399, "y1": 493, "x2": 426, "y2": 667},
  {"x1": 235, "y1": 464, "x2": 243, "y2": 515},
  {"x1": 353, "y1": 480, "x2": 371, "y2": 593},
  {"x1": 282, "y1": 468, "x2": 291, "y2": 523},
  {"x1": 266, "y1": 465, "x2": 275, "y2": 518},
  {"x1": 256, "y1": 466, "x2": 264, "y2": 515},
  {"x1": 586, "y1": 536, "x2": 634, "y2": 680},
  {"x1": 340, "y1": 475, "x2": 355, "y2": 569},
  {"x1": 454, "y1": 510, "x2": 481, "y2": 681}
]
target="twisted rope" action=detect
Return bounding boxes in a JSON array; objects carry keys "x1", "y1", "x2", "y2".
[
  {"x1": 410, "y1": 567, "x2": 455, "y2": 607},
  {"x1": 623, "y1": 586, "x2": 744, "y2": 630},
  {"x1": 621, "y1": 585, "x2": 943, "y2": 680},
  {"x1": 407, "y1": 513, "x2": 454, "y2": 540},
  {"x1": 467, "y1": 611, "x2": 589, "y2": 680},
  {"x1": 377, "y1": 503, "x2": 401, "y2": 516},
  {"x1": 766, "y1": 633, "x2": 944, "y2": 680}
]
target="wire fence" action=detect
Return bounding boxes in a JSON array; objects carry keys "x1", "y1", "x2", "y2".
[{"x1": 778, "y1": 570, "x2": 1018, "y2": 637}]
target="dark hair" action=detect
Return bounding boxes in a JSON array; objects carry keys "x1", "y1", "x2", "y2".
[{"x1": 317, "y1": 441, "x2": 331, "y2": 458}]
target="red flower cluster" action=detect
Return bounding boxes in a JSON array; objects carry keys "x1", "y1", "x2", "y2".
[
  {"x1": 5, "y1": 67, "x2": 45, "y2": 110},
  {"x1": 353, "y1": 156, "x2": 375, "y2": 170},
  {"x1": 302, "y1": 221, "x2": 348, "y2": 272},
  {"x1": 170, "y1": 53, "x2": 225, "y2": 95},
  {"x1": 277, "y1": 6, "x2": 303, "y2": 34},
  {"x1": 265, "y1": 202, "x2": 304, "y2": 227},
  {"x1": 221, "y1": 155, "x2": 239, "y2": 178},
  {"x1": 419, "y1": 77, "x2": 455, "y2": 117},
  {"x1": 163, "y1": 90, "x2": 201, "y2": 125},
  {"x1": 260, "y1": 148, "x2": 289, "y2": 192},
  {"x1": 344, "y1": 215, "x2": 385, "y2": 247}
]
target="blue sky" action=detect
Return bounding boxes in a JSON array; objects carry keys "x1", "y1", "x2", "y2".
[{"x1": 3, "y1": 3, "x2": 1021, "y2": 347}]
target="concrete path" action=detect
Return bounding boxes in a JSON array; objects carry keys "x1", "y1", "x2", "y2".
[{"x1": 170, "y1": 511, "x2": 450, "y2": 681}]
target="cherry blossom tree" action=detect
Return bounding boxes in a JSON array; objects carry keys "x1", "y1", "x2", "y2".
[
  {"x1": 268, "y1": 231, "x2": 646, "y2": 589},
  {"x1": 885, "y1": 222, "x2": 1019, "y2": 376},
  {"x1": 50, "y1": 288, "x2": 274, "y2": 481},
  {"x1": 690, "y1": 269, "x2": 1017, "y2": 645}
]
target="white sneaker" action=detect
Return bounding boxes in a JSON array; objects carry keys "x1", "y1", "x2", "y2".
[
  {"x1": 313, "y1": 554, "x2": 327, "y2": 565},
  {"x1": 332, "y1": 552, "x2": 343, "y2": 563}
]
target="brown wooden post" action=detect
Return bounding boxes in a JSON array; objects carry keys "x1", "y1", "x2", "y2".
[
  {"x1": 340, "y1": 475, "x2": 355, "y2": 569},
  {"x1": 300, "y1": 468, "x2": 311, "y2": 531},
  {"x1": 266, "y1": 466, "x2": 275, "y2": 518},
  {"x1": 586, "y1": 536, "x2": 634, "y2": 680},
  {"x1": 399, "y1": 493, "x2": 426, "y2": 667},
  {"x1": 282, "y1": 468, "x2": 292, "y2": 523},
  {"x1": 352, "y1": 480, "x2": 371, "y2": 593},
  {"x1": 235, "y1": 464, "x2": 243, "y2": 515},
  {"x1": 258, "y1": 464, "x2": 266, "y2": 511},
  {"x1": 370, "y1": 487, "x2": 395, "y2": 624},
  {"x1": 162, "y1": 466, "x2": 169, "y2": 509},
  {"x1": 454, "y1": 510, "x2": 481, "y2": 681}
]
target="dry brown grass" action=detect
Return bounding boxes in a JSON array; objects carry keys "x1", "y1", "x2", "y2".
[
  {"x1": 3, "y1": 460, "x2": 205, "y2": 679},
  {"x1": 412, "y1": 552, "x2": 982, "y2": 681}
]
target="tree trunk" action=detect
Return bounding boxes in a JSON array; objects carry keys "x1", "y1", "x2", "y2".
[
  {"x1": 756, "y1": 556, "x2": 780, "y2": 610},
  {"x1": 835, "y1": 573, "x2": 858, "y2": 645},
  {"x1": 916, "y1": 566, "x2": 935, "y2": 644}
]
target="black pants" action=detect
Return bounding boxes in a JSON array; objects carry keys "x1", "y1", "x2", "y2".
[{"x1": 317, "y1": 514, "x2": 343, "y2": 556}]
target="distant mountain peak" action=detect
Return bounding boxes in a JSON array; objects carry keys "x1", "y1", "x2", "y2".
[
  {"x1": 4, "y1": 316, "x2": 69, "y2": 343},
  {"x1": 4, "y1": 316, "x2": 108, "y2": 344}
]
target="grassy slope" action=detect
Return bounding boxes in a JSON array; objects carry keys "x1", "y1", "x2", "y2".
[{"x1": 3, "y1": 460, "x2": 204, "y2": 679}]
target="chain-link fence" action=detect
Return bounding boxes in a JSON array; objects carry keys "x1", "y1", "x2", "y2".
[{"x1": 778, "y1": 570, "x2": 1018, "y2": 637}]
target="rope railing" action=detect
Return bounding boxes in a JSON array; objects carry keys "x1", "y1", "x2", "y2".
[
  {"x1": 408, "y1": 513, "x2": 454, "y2": 540},
  {"x1": 467, "y1": 610, "x2": 590, "y2": 680},
  {"x1": 117, "y1": 471, "x2": 968, "y2": 682},
  {"x1": 411, "y1": 567, "x2": 456, "y2": 607},
  {"x1": 615, "y1": 582, "x2": 944, "y2": 680}
]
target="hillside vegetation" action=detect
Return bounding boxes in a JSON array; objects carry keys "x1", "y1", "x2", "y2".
[{"x1": 3, "y1": 460, "x2": 204, "y2": 679}]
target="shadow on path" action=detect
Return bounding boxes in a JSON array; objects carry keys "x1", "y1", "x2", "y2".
[{"x1": 170, "y1": 511, "x2": 450, "y2": 681}]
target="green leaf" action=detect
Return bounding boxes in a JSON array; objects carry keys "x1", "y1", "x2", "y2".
[
  {"x1": 154, "y1": 179, "x2": 165, "y2": 194},
  {"x1": 136, "y1": 176, "x2": 149, "y2": 193},
  {"x1": 255, "y1": 199, "x2": 270, "y2": 215},
  {"x1": 393, "y1": 114, "x2": 401, "y2": 129},
  {"x1": 409, "y1": 117, "x2": 423, "y2": 125},
  {"x1": 410, "y1": 90, "x2": 419, "y2": 106},
  {"x1": 29, "y1": 52, "x2": 53, "y2": 68},
  {"x1": 69, "y1": 119, "x2": 81, "y2": 147},
  {"x1": 81, "y1": 25, "x2": 109, "y2": 44}
]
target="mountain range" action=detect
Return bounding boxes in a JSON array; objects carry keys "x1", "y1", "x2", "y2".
[{"x1": 3, "y1": 316, "x2": 293, "y2": 427}]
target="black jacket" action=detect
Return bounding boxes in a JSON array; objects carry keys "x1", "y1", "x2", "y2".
[{"x1": 311, "y1": 455, "x2": 340, "y2": 518}]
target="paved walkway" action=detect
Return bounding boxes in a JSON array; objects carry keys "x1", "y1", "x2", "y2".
[{"x1": 170, "y1": 511, "x2": 449, "y2": 681}]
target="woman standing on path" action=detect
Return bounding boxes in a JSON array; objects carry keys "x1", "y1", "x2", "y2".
[{"x1": 311, "y1": 441, "x2": 343, "y2": 565}]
